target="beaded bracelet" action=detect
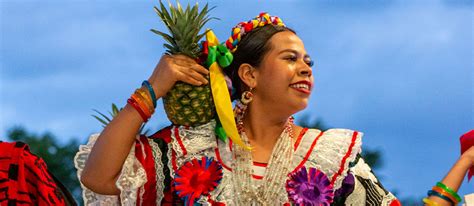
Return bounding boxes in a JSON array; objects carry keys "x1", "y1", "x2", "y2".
[
  {"x1": 142, "y1": 80, "x2": 157, "y2": 108},
  {"x1": 422, "y1": 198, "x2": 441, "y2": 206},
  {"x1": 436, "y1": 182, "x2": 462, "y2": 203},
  {"x1": 127, "y1": 98, "x2": 149, "y2": 122},
  {"x1": 427, "y1": 190, "x2": 455, "y2": 205}
]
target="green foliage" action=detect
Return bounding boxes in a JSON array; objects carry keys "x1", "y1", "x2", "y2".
[
  {"x1": 361, "y1": 147, "x2": 383, "y2": 170},
  {"x1": 296, "y1": 113, "x2": 329, "y2": 131},
  {"x1": 6, "y1": 126, "x2": 82, "y2": 205},
  {"x1": 92, "y1": 103, "x2": 150, "y2": 135}
]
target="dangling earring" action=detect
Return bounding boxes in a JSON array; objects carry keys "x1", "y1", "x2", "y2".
[
  {"x1": 234, "y1": 88, "x2": 254, "y2": 129},
  {"x1": 240, "y1": 88, "x2": 254, "y2": 105}
]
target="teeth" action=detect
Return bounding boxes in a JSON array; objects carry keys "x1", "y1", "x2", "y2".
[{"x1": 290, "y1": 83, "x2": 309, "y2": 90}]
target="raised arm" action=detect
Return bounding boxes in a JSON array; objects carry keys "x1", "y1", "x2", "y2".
[
  {"x1": 425, "y1": 146, "x2": 474, "y2": 206},
  {"x1": 80, "y1": 55, "x2": 209, "y2": 195}
]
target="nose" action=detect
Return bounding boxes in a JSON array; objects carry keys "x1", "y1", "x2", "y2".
[{"x1": 298, "y1": 62, "x2": 312, "y2": 77}]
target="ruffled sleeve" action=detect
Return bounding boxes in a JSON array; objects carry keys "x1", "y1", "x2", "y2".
[
  {"x1": 342, "y1": 155, "x2": 400, "y2": 206},
  {"x1": 74, "y1": 133, "x2": 148, "y2": 206}
]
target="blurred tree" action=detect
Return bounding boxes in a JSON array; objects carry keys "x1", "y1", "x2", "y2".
[{"x1": 6, "y1": 126, "x2": 82, "y2": 205}]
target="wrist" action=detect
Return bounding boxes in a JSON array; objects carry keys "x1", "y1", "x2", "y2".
[{"x1": 146, "y1": 79, "x2": 165, "y2": 99}]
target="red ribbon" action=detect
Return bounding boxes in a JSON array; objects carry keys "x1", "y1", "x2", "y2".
[{"x1": 460, "y1": 130, "x2": 474, "y2": 181}]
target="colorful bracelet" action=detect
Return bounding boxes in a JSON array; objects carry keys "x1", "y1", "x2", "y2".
[
  {"x1": 432, "y1": 186, "x2": 458, "y2": 204},
  {"x1": 427, "y1": 190, "x2": 455, "y2": 205},
  {"x1": 135, "y1": 88, "x2": 154, "y2": 114},
  {"x1": 422, "y1": 198, "x2": 441, "y2": 206},
  {"x1": 127, "y1": 98, "x2": 149, "y2": 122},
  {"x1": 436, "y1": 182, "x2": 462, "y2": 203},
  {"x1": 142, "y1": 80, "x2": 157, "y2": 108},
  {"x1": 131, "y1": 93, "x2": 152, "y2": 118}
]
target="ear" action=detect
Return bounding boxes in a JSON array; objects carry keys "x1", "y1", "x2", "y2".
[{"x1": 237, "y1": 63, "x2": 258, "y2": 89}]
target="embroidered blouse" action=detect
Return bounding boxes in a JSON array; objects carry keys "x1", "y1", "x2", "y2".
[{"x1": 74, "y1": 121, "x2": 401, "y2": 205}]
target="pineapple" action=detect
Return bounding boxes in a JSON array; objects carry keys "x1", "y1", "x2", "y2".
[{"x1": 151, "y1": 1, "x2": 216, "y2": 126}]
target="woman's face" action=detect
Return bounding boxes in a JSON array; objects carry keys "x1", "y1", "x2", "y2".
[{"x1": 253, "y1": 31, "x2": 314, "y2": 114}]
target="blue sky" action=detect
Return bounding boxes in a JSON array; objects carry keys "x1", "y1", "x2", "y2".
[{"x1": 1, "y1": 0, "x2": 472, "y2": 200}]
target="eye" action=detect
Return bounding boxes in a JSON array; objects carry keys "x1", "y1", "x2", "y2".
[
  {"x1": 305, "y1": 59, "x2": 314, "y2": 67},
  {"x1": 284, "y1": 56, "x2": 298, "y2": 62},
  {"x1": 303, "y1": 56, "x2": 314, "y2": 67}
]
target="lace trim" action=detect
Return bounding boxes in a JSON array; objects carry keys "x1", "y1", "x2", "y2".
[
  {"x1": 292, "y1": 129, "x2": 362, "y2": 190},
  {"x1": 148, "y1": 138, "x2": 165, "y2": 205},
  {"x1": 168, "y1": 121, "x2": 222, "y2": 204},
  {"x1": 74, "y1": 133, "x2": 147, "y2": 206},
  {"x1": 350, "y1": 157, "x2": 378, "y2": 182},
  {"x1": 170, "y1": 121, "x2": 218, "y2": 168}
]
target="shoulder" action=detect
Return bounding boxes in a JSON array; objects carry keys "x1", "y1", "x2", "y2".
[
  {"x1": 291, "y1": 128, "x2": 363, "y2": 189},
  {"x1": 296, "y1": 128, "x2": 363, "y2": 156}
]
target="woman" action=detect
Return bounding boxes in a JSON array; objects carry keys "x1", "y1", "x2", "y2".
[{"x1": 75, "y1": 13, "x2": 400, "y2": 205}]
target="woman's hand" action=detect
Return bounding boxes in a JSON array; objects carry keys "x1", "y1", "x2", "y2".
[{"x1": 148, "y1": 54, "x2": 209, "y2": 98}]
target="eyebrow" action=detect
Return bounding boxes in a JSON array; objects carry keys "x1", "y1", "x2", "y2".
[{"x1": 278, "y1": 49, "x2": 311, "y2": 58}]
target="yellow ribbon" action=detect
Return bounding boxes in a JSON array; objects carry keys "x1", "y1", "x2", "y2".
[{"x1": 206, "y1": 30, "x2": 250, "y2": 150}]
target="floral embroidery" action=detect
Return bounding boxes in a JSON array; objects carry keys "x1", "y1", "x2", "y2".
[
  {"x1": 286, "y1": 166, "x2": 334, "y2": 206},
  {"x1": 174, "y1": 157, "x2": 223, "y2": 205}
]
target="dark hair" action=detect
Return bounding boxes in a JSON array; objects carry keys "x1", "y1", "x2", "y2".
[{"x1": 224, "y1": 24, "x2": 295, "y2": 100}]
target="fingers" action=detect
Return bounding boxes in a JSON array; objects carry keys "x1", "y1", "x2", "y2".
[
  {"x1": 191, "y1": 64, "x2": 210, "y2": 76},
  {"x1": 158, "y1": 54, "x2": 210, "y2": 86},
  {"x1": 170, "y1": 55, "x2": 210, "y2": 85},
  {"x1": 175, "y1": 65, "x2": 209, "y2": 86}
]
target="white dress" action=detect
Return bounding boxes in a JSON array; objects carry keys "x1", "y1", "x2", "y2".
[{"x1": 74, "y1": 121, "x2": 400, "y2": 205}]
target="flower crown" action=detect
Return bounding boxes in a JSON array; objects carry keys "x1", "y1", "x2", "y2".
[{"x1": 225, "y1": 12, "x2": 285, "y2": 53}]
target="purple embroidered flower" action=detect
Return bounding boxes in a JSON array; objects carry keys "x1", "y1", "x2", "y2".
[{"x1": 286, "y1": 166, "x2": 334, "y2": 206}]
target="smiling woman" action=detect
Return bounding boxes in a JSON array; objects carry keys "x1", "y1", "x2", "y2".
[{"x1": 74, "y1": 10, "x2": 401, "y2": 205}]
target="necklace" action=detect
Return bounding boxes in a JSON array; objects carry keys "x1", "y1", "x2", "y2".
[{"x1": 232, "y1": 116, "x2": 294, "y2": 205}]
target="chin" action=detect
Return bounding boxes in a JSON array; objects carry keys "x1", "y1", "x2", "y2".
[{"x1": 291, "y1": 102, "x2": 309, "y2": 114}]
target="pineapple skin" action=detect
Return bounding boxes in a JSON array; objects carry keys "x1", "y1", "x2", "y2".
[{"x1": 163, "y1": 80, "x2": 215, "y2": 126}]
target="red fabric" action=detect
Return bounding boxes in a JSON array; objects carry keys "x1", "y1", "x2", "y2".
[
  {"x1": 389, "y1": 199, "x2": 402, "y2": 206},
  {"x1": 460, "y1": 130, "x2": 474, "y2": 181},
  {"x1": 174, "y1": 127, "x2": 188, "y2": 156},
  {"x1": 291, "y1": 131, "x2": 325, "y2": 173},
  {"x1": 207, "y1": 195, "x2": 225, "y2": 206},
  {"x1": 293, "y1": 128, "x2": 308, "y2": 151},
  {"x1": 331, "y1": 131, "x2": 358, "y2": 185},
  {"x1": 252, "y1": 162, "x2": 268, "y2": 167},
  {"x1": 0, "y1": 142, "x2": 66, "y2": 206},
  {"x1": 149, "y1": 126, "x2": 173, "y2": 143},
  {"x1": 134, "y1": 136, "x2": 158, "y2": 205}
]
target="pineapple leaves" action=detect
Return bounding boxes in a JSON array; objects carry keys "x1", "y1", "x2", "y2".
[
  {"x1": 91, "y1": 109, "x2": 111, "y2": 127},
  {"x1": 152, "y1": 0, "x2": 217, "y2": 58},
  {"x1": 92, "y1": 104, "x2": 148, "y2": 134}
]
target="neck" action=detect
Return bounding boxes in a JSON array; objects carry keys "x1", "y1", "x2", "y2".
[{"x1": 242, "y1": 101, "x2": 292, "y2": 147}]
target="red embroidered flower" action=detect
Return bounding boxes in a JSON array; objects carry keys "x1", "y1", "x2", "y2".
[{"x1": 174, "y1": 156, "x2": 223, "y2": 205}]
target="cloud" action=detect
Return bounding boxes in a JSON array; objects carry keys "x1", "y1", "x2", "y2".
[{"x1": 1, "y1": 0, "x2": 472, "y2": 199}]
